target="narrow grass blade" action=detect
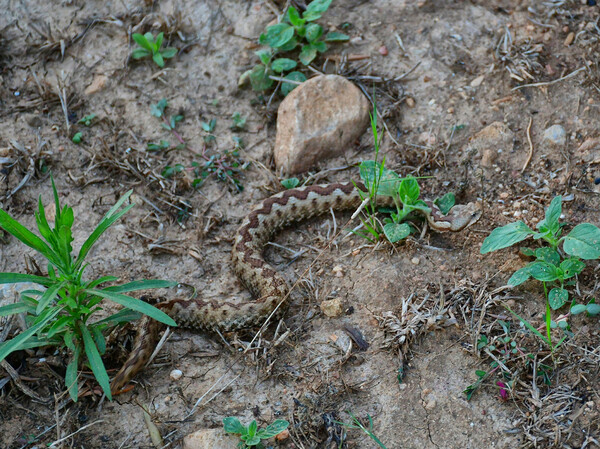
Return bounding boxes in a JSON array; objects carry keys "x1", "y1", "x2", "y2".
[
  {"x1": 84, "y1": 289, "x2": 176, "y2": 327},
  {"x1": 0, "y1": 272, "x2": 54, "y2": 287},
  {"x1": 79, "y1": 322, "x2": 111, "y2": 400},
  {"x1": 103, "y1": 279, "x2": 176, "y2": 293},
  {"x1": 0, "y1": 302, "x2": 30, "y2": 317},
  {"x1": 0, "y1": 307, "x2": 61, "y2": 362},
  {"x1": 36, "y1": 281, "x2": 65, "y2": 315},
  {"x1": 65, "y1": 345, "x2": 81, "y2": 402},
  {"x1": 504, "y1": 305, "x2": 549, "y2": 344},
  {"x1": 95, "y1": 309, "x2": 141, "y2": 326},
  {"x1": 0, "y1": 209, "x2": 63, "y2": 268}
]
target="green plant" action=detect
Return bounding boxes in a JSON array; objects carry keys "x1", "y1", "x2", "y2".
[
  {"x1": 281, "y1": 177, "x2": 300, "y2": 189},
  {"x1": 72, "y1": 132, "x2": 82, "y2": 144},
  {"x1": 464, "y1": 320, "x2": 551, "y2": 400},
  {"x1": 481, "y1": 195, "x2": 600, "y2": 348},
  {"x1": 0, "y1": 179, "x2": 177, "y2": 401},
  {"x1": 78, "y1": 114, "x2": 96, "y2": 127},
  {"x1": 243, "y1": 0, "x2": 348, "y2": 93},
  {"x1": 148, "y1": 99, "x2": 246, "y2": 191},
  {"x1": 131, "y1": 32, "x2": 177, "y2": 68},
  {"x1": 353, "y1": 109, "x2": 452, "y2": 244},
  {"x1": 335, "y1": 413, "x2": 387, "y2": 449},
  {"x1": 231, "y1": 112, "x2": 247, "y2": 130},
  {"x1": 223, "y1": 417, "x2": 289, "y2": 448}
]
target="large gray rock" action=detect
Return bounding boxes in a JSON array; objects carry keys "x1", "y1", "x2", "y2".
[
  {"x1": 274, "y1": 75, "x2": 371, "y2": 174},
  {"x1": 183, "y1": 428, "x2": 239, "y2": 449},
  {"x1": 543, "y1": 124, "x2": 567, "y2": 147}
]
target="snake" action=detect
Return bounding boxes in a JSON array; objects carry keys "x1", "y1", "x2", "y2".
[{"x1": 109, "y1": 181, "x2": 481, "y2": 392}]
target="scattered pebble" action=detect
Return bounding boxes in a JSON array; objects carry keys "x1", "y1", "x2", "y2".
[
  {"x1": 84, "y1": 75, "x2": 108, "y2": 95},
  {"x1": 170, "y1": 369, "x2": 183, "y2": 380},
  {"x1": 424, "y1": 399, "x2": 437, "y2": 410},
  {"x1": 543, "y1": 125, "x2": 567, "y2": 147},
  {"x1": 275, "y1": 429, "x2": 290, "y2": 441},
  {"x1": 500, "y1": 192, "x2": 509, "y2": 199},
  {"x1": 411, "y1": 257, "x2": 420, "y2": 265},
  {"x1": 564, "y1": 31, "x2": 575, "y2": 46},
  {"x1": 405, "y1": 97, "x2": 416, "y2": 108},
  {"x1": 378, "y1": 45, "x2": 388, "y2": 56},
  {"x1": 320, "y1": 298, "x2": 343, "y2": 317},
  {"x1": 332, "y1": 265, "x2": 344, "y2": 277},
  {"x1": 470, "y1": 75, "x2": 484, "y2": 87}
]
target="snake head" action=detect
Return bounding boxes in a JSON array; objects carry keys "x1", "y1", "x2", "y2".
[{"x1": 425, "y1": 200, "x2": 482, "y2": 232}]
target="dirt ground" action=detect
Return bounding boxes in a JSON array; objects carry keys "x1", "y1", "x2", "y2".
[{"x1": 1, "y1": 0, "x2": 600, "y2": 448}]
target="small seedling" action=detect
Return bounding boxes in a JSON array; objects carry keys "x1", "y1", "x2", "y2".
[
  {"x1": 72, "y1": 132, "x2": 82, "y2": 144},
  {"x1": 131, "y1": 32, "x2": 177, "y2": 68},
  {"x1": 481, "y1": 195, "x2": 600, "y2": 349},
  {"x1": 353, "y1": 109, "x2": 453, "y2": 243},
  {"x1": 0, "y1": 178, "x2": 177, "y2": 401},
  {"x1": 231, "y1": 112, "x2": 247, "y2": 130},
  {"x1": 150, "y1": 99, "x2": 245, "y2": 191},
  {"x1": 335, "y1": 413, "x2": 387, "y2": 449},
  {"x1": 242, "y1": 0, "x2": 348, "y2": 93},
  {"x1": 281, "y1": 177, "x2": 300, "y2": 189},
  {"x1": 78, "y1": 114, "x2": 96, "y2": 126},
  {"x1": 223, "y1": 417, "x2": 289, "y2": 448}
]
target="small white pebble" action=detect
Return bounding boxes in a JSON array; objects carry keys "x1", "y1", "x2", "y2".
[
  {"x1": 411, "y1": 257, "x2": 420, "y2": 265},
  {"x1": 513, "y1": 211, "x2": 521, "y2": 218},
  {"x1": 513, "y1": 201, "x2": 521, "y2": 209},
  {"x1": 521, "y1": 209, "x2": 528, "y2": 214},
  {"x1": 500, "y1": 192, "x2": 509, "y2": 199},
  {"x1": 170, "y1": 369, "x2": 183, "y2": 380}
]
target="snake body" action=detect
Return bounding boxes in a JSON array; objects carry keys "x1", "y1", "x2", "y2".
[{"x1": 110, "y1": 182, "x2": 481, "y2": 392}]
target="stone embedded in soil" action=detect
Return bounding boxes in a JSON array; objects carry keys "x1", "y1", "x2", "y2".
[
  {"x1": 273, "y1": 75, "x2": 370, "y2": 174},
  {"x1": 182, "y1": 428, "x2": 239, "y2": 449},
  {"x1": 320, "y1": 297, "x2": 344, "y2": 317},
  {"x1": 542, "y1": 125, "x2": 567, "y2": 147}
]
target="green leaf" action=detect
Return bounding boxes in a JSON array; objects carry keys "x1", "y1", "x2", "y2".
[
  {"x1": 528, "y1": 261, "x2": 560, "y2": 282},
  {"x1": 245, "y1": 436, "x2": 261, "y2": 446},
  {"x1": 281, "y1": 71, "x2": 306, "y2": 96},
  {"x1": 358, "y1": 161, "x2": 400, "y2": 197},
  {"x1": 161, "y1": 48, "x2": 178, "y2": 59},
  {"x1": 434, "y1": 192, "x2": 455, "y2": 215},
  {"x1": 278, "y1": 37, "x2": 298, "y2": 52},
  {"x1": 143, "y1": 32, "x2": 155, "y2": 47},
  {"x1": 312, "y1": 40, "x2": 327, "y2": 53},
  {"x1": 151, "y1": 99, "x2": 168, "y2": 117},
  {"x1": 570, "y1": 304, "x2": 587, "y2": 315},
  {"x1": 563, "y1": 223, "x2": 600, "y2": 260},
  {"x1": 84, "y1": 289, "x2": 177, "y2": 327},
  {"x1": 262, "y1": 23, "x2": 295, "y2": 48},
  {"x1": 537, "y1": 196, "x2": 561, "y2": 235},
  {"x1": 398, "y1": 176, "x2": 420, "y2": 205},
  {"x1": 36, "y1": 281, "x2": 65, "y2": 315},
  {"x1": 548, "y1": 288, "x2": 568, "y2": 310},
  {"x1": 255, "y1": 49, "x2": 271, "y2": 65},
  {"x1": 281, "y1": 178, "x2": 300, "y2": 189},
  {"x1": 305, "y1": 23, "x2": 323, "y2": 42},
  {"x1": 132, "y1": 33, "x2": 153, "y2": 51},
  {"x1": 325, "y1": 31, "x2": 350, "y2": 42},
  {"x1": 480, "y1": 221, "x2": 535, "y2": 254},
  {"x1": 507, "y1": 266, "x2": 532, "y2": 287},
  {"x1": 0, "y1": 208, "x2": 63, "y2": 269},
  {"x1": 65, "y1": 345, "x2": 80, "y2": 402},
  {"x1": 288, "y1": 7, "x2": 305, "y2": 27},
  {"x1": 103, "y1": 279, "x2": 177, "y2": 293},
  {"x1": 560, "y1": 257, "x2": 585, "y2": 279},
  {"x1": 131, "y1": 48, "x2": 151, "y2": 59},
  {"x1": 152, "y1": 52, "x2": 165, "y2": 67},
  {"x1": 46, "y1": 315, "x2": 71, "y2": 339},
  {"x1": 248, "y1": 420, "x2": 257, "y2": 437},
  {"x1": 249, "y1": 64, "x2": 274, "y2": 91},
  {"x1": 0, "y1": 302, "x2": 30, "y2": 317},
  {"x1": 94, "y1": 309, "x2": 142, "y2": 326},
  {"x1": 79, "y1": 321, "x2": 111, "y2": 400},
  {"x1": 475, "y1": 370, "x2": 487, "y2": 378},
  {"x1": 271, "y1": 58, "x2": 297, "y2": 73},
  {"x1": 223, "y1": 417, "x2": 246, "y2": 434},
  {"x1": 520, "y1": 247, "x2": 535, "y2": 257},
  {"x1": 259, "y1": 420, "x2": 289, "y2": 438},
  {"x1": 75, "y1": 191, "x2": 134, "y2": 267},
  {"x1": 587, "y1": 304, "x2": 600, "y2": 315},
  {"x1": 535, "y1": 247, "x2": 560, "y2": 266},
  {"x1": 0, "y1": 307, "x2": 61, "y2": 363},
  {"x1": 305, "y1": 0, "x2": 332, "y2": 14},
  {"x1": 383, "y1": 222, "x2": 411, "y2": 243},
  {"x1": 154, "y1": 32, "x2": 164, "y2": 50},
  {"x1": 0, "y1": 272, "x2": 53, "y2": 287},
  {"x1": 299, "y1": 44, "x2": 318, "y2": 65}
]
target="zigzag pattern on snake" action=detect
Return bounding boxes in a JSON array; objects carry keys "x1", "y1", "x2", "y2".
[{"x1": 109, "y1": 181, "x2": 481, "y2": 392}]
